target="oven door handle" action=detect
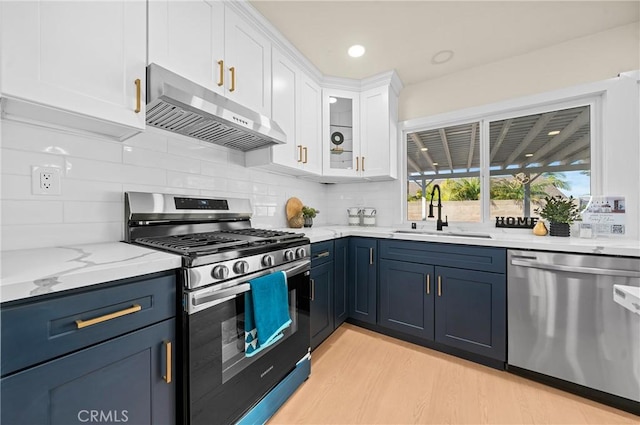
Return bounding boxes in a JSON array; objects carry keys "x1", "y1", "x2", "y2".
[{"x1": 189, "y1": 259, "x2": 310, "y2": 312}]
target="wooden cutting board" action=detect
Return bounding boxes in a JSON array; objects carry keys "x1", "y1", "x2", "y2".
[{"x1": 286, "y1": 197, "x2": 303, "y2": 220}]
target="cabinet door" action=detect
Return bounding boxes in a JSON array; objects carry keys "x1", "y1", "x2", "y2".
[
  {"x1": 148, "y1": 0, "x2": 224, "y2": 94},
  {"x1": 323, "y1": 89, "x2": 361, "y2": 178},
  {"x1": 310, "y1": 262, "x2": 334, "y2": 350},
  {"x1": 224, "y1": 7, "x2": 271, "y2": 117},
  {"x1": 0, "y1": 0, "x2": 146, "y2": 129},
  {"x1": 379, "y1": 260, "x2": 434, "y2": 340},
  {"x1": 349, "y1": 238, "x2": 377, "y2": 324},
  {"x1": 1, "y1": 319, "x2": 175, "y2": 425},
  {"x1": 333, "y1": 238, "x2": 349, "y2": 328},
  {"x1": 360, "y1": 86, "x2": 391, "y2": 178},
  {"x1": 270, "y1": 49, "x2": 300, "y2": 169},
  {"x1": 434, "y1": 267, "x2": 506, "y2": 361},
  {"x1": 298, "y1": 74, "x2": 323, "y2": 174}
]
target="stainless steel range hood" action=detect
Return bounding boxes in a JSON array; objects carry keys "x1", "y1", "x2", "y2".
[{"x1": 146, "y1": 64, "x2": 285, "y2": 151}]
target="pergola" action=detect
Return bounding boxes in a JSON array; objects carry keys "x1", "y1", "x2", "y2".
[{"x1": 407, "y1": 105, "x2": 590, "y2": 218}]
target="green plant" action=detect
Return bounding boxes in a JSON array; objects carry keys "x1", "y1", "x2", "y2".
[
  {"x1": 535, "y1": 195, "x2": 581, "y2": 224},
  {"x1": 302, "y1": 206, "x2": 319, "y2": 218}
]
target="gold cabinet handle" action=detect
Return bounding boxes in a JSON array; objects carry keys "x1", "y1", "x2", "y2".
[
  {"x1": 437, "y1": 276, "x2": 442, "y2": 297},
  {"x1": 362, "y1": 156, "x2": 365, "y2": 172},
  {"x1": 310, "y1": 279, "x2": 315, "y2": 301},
  {"x1": 426, "y1": 274, "x2": 430, "y2": 294},
  {"x1": 297, "y1": 145, "x2": 303, "y2": 162},
  {"x1": 134, "y1": 79, "x2": 141, "y2": 113},
  {"x1": 356, "y1": 157, "x2": 359, "y2": 171},
  {"x1": 75, "y1": 304, "x2": 142, "y2": 329},
  {"x1": 217, "y1": 60, "x2": 224, "y2": 87},
  {"x1": 369, "y1": 247, "x2": 374, "y2": 265},
  {"x1": 163, "y1": 341, "x2": 172, "y2": 384},
  {"x1": 315, "y1": 251, "x2": 330, "y2": 258},
  {"x1": 303, "y1": 146, "x2": 308, "y2": 164},
  {"x1": 229, "y1": 67, "x2": 236, "y2": 92}
]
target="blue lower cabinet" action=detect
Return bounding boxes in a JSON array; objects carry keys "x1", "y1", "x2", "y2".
[
  {"x1": 333, "y1": 238, "x2": 349, "y2": 328},
  {"x1": 1, "y1": 319, "x2": 175, "y2": 425},
  {"x1": 349, "y1": 238, "x2": 377, "y2": 325},
  {"x1": 310, "y1": 261, "x2": 334, "y2": 350},
  {"x1": 434, "y1": 267, "x2": 506, "y2": 361},
  {"x1": 379, "y1": 259, "x2": 435, "y2": 340}
]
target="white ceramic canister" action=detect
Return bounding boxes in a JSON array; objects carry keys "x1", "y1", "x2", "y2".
[
  {"x1": 361, "y1": 207, "x2": 376, "y2": 226},
  {"x1": 347, "y1": 207, "x2": 361, "y2": 226}
]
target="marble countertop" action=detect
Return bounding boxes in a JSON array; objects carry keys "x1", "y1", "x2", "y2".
[
  {"x1": 0, "y1": 242, "x2": 182, "y2": 304},
  {"x1": 3, "y1": 227, "x2": 637, "y2": 304},
  {"x1": 291, "y1": 225, "x2": 640, "y2": 257}
]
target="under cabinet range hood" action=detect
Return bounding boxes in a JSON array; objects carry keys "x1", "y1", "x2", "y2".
[{"x1": 146, "y1": 64, "x2": 285, "y2": 151}]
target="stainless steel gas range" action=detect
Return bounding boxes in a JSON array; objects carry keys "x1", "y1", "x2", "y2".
[{"x1": 124, "y1": 192, "x2": 311, "y2": 425}]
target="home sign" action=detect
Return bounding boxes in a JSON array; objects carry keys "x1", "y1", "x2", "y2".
[{"x1": 495, "y1": 216, "x2": 539, "y2": 229}]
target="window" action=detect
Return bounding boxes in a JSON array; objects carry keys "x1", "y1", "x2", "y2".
[
  {"x1": 405, "y1": 104, "x2": 592, "y2": 223},
  {"x1": 407, "y1": 122, "x2": 481, "y2": 222}
]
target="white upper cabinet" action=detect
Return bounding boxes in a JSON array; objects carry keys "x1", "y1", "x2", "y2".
[
  {"x1": 0, "y1": 0, "x2": 146, "y2": 139},
  {"x1": 360, "y1": 85, "x2": 398, "y2": 180},
  {"x1": 246, "y1": 48, "x2": 321, "y2": 175},
  {"x1": 148, "y1": 1, "x2": 271, "y2": 117},
  {"x1": 148, "y1": 0, "x2": 224, "y2": 94},
  {"x1": 322, "y1": 79, "x2": 399, "y2": 181},
  {"x1": 322, "y1": 89, "x2": 361, "y2": 178}
]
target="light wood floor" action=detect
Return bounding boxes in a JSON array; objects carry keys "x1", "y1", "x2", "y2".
[{"x1": 269, "y1": 324, "x2": 638, "y2": 424}]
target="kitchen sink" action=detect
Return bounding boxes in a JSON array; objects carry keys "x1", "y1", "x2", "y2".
[{"x1": 393, "y1": 230, "x2": 493, "y2": 239}]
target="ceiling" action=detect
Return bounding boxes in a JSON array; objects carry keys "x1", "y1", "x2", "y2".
[{"x1": 250, "y1": 1, "x2": 639, "y2": 86}]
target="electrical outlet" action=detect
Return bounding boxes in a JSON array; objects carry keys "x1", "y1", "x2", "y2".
[{"x1": 32, "y1": 166, "x2": 62, "y2": 195}]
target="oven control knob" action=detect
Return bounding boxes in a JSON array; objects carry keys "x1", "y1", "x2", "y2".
[
  {"x1": 261, "y1": 255, "x2": 275, "y2": 267},
  {"x1": 212, "y1": 265, "x2": 229, "y2": 280},
  {"x1": 233, "y1": 261, "x2": 249, "y2": 274},
  {"x1": 295, "y1": 247, "x2": 306, "y2": 259},
  {"x1": 283, "y1": 250, "x2": 295, "y2": 261}
]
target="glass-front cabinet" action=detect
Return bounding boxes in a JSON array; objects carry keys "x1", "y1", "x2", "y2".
[{"x1": 323, "y1": 89, "x2": 361, "y2": 178}]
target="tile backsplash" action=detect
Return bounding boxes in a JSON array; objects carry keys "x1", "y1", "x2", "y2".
[{"x1": 0, "y1": 120, "x2": 329, "y2": 251}]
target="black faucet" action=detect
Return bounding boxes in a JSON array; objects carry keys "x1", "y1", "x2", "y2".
[{"x1": 427, "y1": 184, "x2": 448, "y2": 231}]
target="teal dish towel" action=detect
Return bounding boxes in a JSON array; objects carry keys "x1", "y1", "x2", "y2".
[{"x1": 245, "y1": 271, "x2": 292, "y2": 357}]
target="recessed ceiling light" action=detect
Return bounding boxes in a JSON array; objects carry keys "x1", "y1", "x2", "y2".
[
  {"x1": 420, "y1": 147, "x2": 428, "y2": 151},
  {"x1": 548, "y1": 130, "x2": 560, "y2": 136},
  {"x1": 432, "y1": 162, "x2": 439, "y2": 166},
  {"x1": 348, "y1": 45, "x2": 365, "y2": 58},
  {"x1": 525, "y1": 153, "x2": 534, "y2": 157},
  {"x1": 431, "y1": 50, "x2": 454, "y2": 65},
  {"x1": 329, "y1": 97, "x2": 337, "y2": 104}
]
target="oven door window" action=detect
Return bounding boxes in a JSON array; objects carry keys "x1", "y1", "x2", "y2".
[
  {"x1": 185, "y1": 269, "x2": 310, "y2": 425},
  {"x1": 221, "y1": 289, "x2": 298, "y2": 383}
]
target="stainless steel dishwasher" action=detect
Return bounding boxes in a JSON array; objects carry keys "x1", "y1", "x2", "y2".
[{"x1": 507, "y1": 250, "x2": 640, "y2": 411}]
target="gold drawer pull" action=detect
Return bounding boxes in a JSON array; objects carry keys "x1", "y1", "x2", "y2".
[
  {"x1": 163, "y1": 341, "x2": 172, "y2": 384},
  {"x1": 134, "y1": 79, "x2": 141, "y2": 113},
  {"x1": 298, "y1": 145, "x2": 303, "y2": 162},
  {"x1": 437, "y1": 276, "x2": 442, "y2": 297},
  {"x1": 303, "y1": 146, "x2": 308, "y2": 164},
  {"x1": 315, "y1": 251, "x2": 330, "y2": 258},
  {"x1": 311, "y1": 279, "x2": 315, "y2": 301},
  {"x1": 362, "y1": 156, "x2": 365, "y2": 172},
  {"x1": 426, "y1": 274, "x2": 430, "y2": 294},
  {"x1": 75, "y1": 304, "x2": 142, "y2": 329}
]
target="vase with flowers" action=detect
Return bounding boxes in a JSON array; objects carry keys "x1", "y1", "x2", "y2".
[{"x1": 302, "y1": 206, "x2": 319, "y2": 228}]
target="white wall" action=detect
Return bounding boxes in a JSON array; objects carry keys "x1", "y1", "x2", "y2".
[
  {"x1": 0, "y1": 121, "x2": 327, "y2": 251},
  {"x1": 399, "y1": 22, "x2": 640, "y2": 121}
]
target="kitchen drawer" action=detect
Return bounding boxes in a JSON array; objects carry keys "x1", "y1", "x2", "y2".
[
  {"x1": 1, "y1": 271, "x2": 176, "y2": 376},
  {"x1": 311, "y1": 241, "x2": 334, "y2": 267},
  {"x1": 379, "y1": 240, "x2": 506, "y2": 274}
]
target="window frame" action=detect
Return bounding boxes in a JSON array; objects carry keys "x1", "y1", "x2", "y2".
[{"x1": 400, "y1": 86, "x2": 604, "y2": 226}]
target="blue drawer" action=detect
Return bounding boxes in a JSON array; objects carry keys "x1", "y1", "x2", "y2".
[
  {"x1": 311, "y1": 241, "x2": 334, "y2": 267},
  {"x1": 1, "y1": 272, "x2": 176, "y2": 376},
  {"x1": 379, "y1": 240, "x2": 506, "y2": 274}
]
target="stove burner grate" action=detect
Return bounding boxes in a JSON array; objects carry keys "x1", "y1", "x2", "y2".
[
  {"x1": 135, "y1": 232, "x2": 250, "y2": 254},
  {"x1": 219, "y1": 228, "x2": 300, "y2": 240}
]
